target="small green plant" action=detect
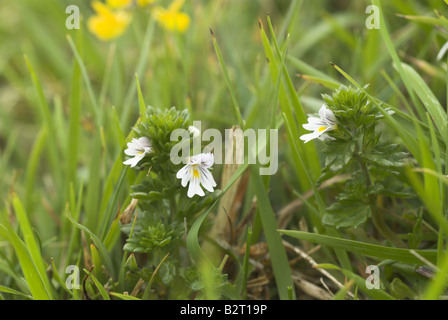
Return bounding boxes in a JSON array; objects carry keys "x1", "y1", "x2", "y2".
[
  {"x1": 121, "y1": 107, "x2": 222, "y2": 298},
  {"x1": 302, "y1": 86, "x2": 409, "y2": 247}
]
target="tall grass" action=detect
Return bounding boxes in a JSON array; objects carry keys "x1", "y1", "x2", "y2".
[{"x1": 0, "y1": 0, "x2": 447, "y2": 300}]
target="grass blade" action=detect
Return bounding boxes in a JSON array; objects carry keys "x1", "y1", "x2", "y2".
[
  {"x1": 83, "y1": 268, "x2": 110, "y2": 300},
  {"x1": 11, "y1": 193, "x2": 54, "y2": 299},
  {"x1": 250, "y1": 166, "x2": 295, "y2": 300},
  {"x1": 315, "y1": 263, "x2": 396, "y2": 300},
  {"x1": 210, "y1": 28, "x2": 244, "y2": 129},
  {"x1": 279, "y1": 230, "x2": 437, "y2": 265},
  {"x1": 65, "y1": 210, "x2": 116, "y2": 279}
]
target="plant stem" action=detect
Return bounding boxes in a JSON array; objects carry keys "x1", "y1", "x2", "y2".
[{"x1": 357, "y1": 152, "x2": 406, "y2": 248}]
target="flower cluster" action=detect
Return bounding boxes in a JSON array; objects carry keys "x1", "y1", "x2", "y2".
[
  {"x1": 88, "y1": 0, "x2": 190, "y2": 41},
  {"x1": 121, "y1": 107, "x2": 218, "y2": 272},
  {"x1": 123, "y1": 110, "x2": 216, "y2": 198}
]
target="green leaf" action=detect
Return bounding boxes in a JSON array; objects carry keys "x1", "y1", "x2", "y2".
[
  {"x1": 408, "y1": 217, "x2": 423, "y2": 250},
  {"x1": 390, "y1": 278, "x2": 418, "y2": 300},
  {"x1": 210, "y1": 28, "x2": 244, "y2": 129},
  {"x1": 0, "y1": 285, "x2": 32, "y2": 300},
  {"x1": 322, "y1": 140, "x2": 356, "y2": 173},
  {"x1": 83, "y1": 268, "x2": 110, "y2": 300},
  {"x1": 250, "y1": 166, "x2": 295, "y2": 300},
  {"x1": 65, "y1": 210, "x2": 116, "y2": 278},
  {"x1": 401, "y1": 63, "x2": 448, "y2": 141},
  {"x1": 11, "y1": 194, "x2": 54, "y2": 299},
  {"x1": 0, "y1": 220, "x2": 50, "y2": 300},
  {"x1": 278, "y1": 230, "x2": 437, "y2": 265},
  {"x1": 109, "y1": 292, "x2": 141, "y2": 300},
  {"x1": 322, "y1": 201, "x2": 371, "y2": 229}
]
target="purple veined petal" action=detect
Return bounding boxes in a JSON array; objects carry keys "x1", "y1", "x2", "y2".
[
  {"x1": 176, "y1": 164, "x2": 189, "y2": 179},
  {"x1": 180, "y1": 167, "x2": 193, "y2": 187},
  {"x1": 199, "y1": 153, "x2": 214, "y2": 168},
  {"x1": 318, "y1": 104, "x2": 328, "y2": 119},
  {"x1": 199, "y1": 166, "x2": 216, "y2": 192},
  {"x1": 175, "y1": 164, "x2": 192, "y2": 188},
  {"x1": 187, "y1": 175, "x2": 204, "y2": 198},
  {"x1": 319, "y1": 105, "x2": 337, "y2": 126},
  {"x1": 188, "y1": 154, "x2": 202, "y2": 165}
]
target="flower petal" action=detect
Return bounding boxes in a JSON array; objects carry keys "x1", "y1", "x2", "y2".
[
  {"x1": 199, "y1": 166, "x2": 216, "y2": 192},
  {"x1": 137, "y1": 137, "x2": 151, "y2": 149},
  {"x1": 187, "y1": 176, "x2": 204, "y2": 198},
  {"x1": 176, "y1": 165, "x2": 189, "y2": 179},
  {"x1": 299, "y1": 131, "x2": 321, "y2": 143},
  {"x1": 303, "y1": 121, "x2": 324, "y2": 131},
  {"x1": 199, "y1": 153, "x2": 214, "y2": 168},
  {"x1": 319, "y1": 105, "x2": 337, "y2": 126},
  {"x1": 123, "y1": 153, "x2": 145, "y2": 167}
]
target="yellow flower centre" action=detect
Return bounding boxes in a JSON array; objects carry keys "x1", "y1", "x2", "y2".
[
  {"x1": 192, "y1": 168, "x2": 200, "y2": 179},
  {"x1": 318, "y1": 126, "x2": 328, "y2": 132}
]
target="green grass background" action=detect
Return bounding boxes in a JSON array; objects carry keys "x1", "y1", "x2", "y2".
[{"x1": 0, "y1": 0, "x2": 448, "y2": 300}]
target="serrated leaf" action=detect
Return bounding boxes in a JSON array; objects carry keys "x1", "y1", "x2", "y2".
[
  {"x1": 390, "y1": 278, "x2": 418, "y2": 300},
  {"x1": 322, "y1": 201, "x2": 371, "y2": 229},
  {"x1": 323, "y1": 140, "x2": 356, "y2": 173}
]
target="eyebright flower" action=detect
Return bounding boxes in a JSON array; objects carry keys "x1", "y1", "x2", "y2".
[
  {"x1": 123, "y1": 137, "x2": 152, "y2": 167},
  {"x1": 188, "y1": 125, "x2": 201, "y2": 138},
  {"x1": 300, "y1": 104, "x2": 338, "y2": 143},
  {"x1": 176, "y1": 153, "x2": 217, "y2": 198},
  {"x1": 88, "y1": 1, "x2": 132, "y2": 41},
  {"x1": 152, "y1": 0, "x2": 190, "y2": 33}
]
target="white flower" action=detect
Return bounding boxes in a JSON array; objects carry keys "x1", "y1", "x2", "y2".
[
  {"x1": 300, "y1": 104, "x2": 338, "y2": 143},
  {"x1": 176, "y1": 152, "x2": 217, "y2": 198},
  {"x1": 188, "y1": 125, "x2": 201, "y2": 138},
  {"x1": 123, "y1": 137, "x2": 152, "y2": 167}
]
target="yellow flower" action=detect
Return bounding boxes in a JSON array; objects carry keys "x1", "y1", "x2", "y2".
[
  {"x1": 137, "y1": 0, "x2": 156, "y2": 7},
  {"x1": 88, "y1": 1, "x2": 132, "y2": 41},
  {"x1": 106, "y1": 0, "x2": 132, "y2": 9},
  {"x1": 152, "y1": 0, "x2": 190, "y2": 33}
]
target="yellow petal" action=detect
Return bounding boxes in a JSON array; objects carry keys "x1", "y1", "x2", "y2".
[
  {"x1": 137, "y1": 0, "x2": 156, "y2": 7},
  {"x1": 91, "y1": 1, "x2": 113, "y2": 16},
  {"x1": 153, "y1": 7, "x2": 190, "y2": 32},
  {"x1": 88, "y1": 4, "x2": 132, "y2": 41},
  {"x1": 168, "y1": 0, "x2": 186, "y2": 12},
  {"x1": 106, "y1": 0, "x2": 133, "y2": 9}
]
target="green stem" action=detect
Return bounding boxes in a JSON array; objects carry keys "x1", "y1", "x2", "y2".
[{"x1": 356, "y1": 151, "x2": 406, "y2": 248}]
